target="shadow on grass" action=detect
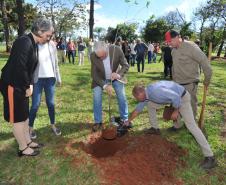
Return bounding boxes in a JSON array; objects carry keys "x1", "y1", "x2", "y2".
[
  {"x1": 65, "y1": 71, "x2": 91, "y2": 91},
  {"x1": 0, "y1": 121, "x2": 92, "y2": 146},
  {"x1": 32, "y1": 121, "x2": 94, "y2": 143},
  {"x1": 0, "y1": 131, "x2": 13, "y2": 142}
]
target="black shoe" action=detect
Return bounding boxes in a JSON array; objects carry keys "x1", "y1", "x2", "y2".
[
  {"x1": 114, "y1": 117, "x2": 133, "y2": 129},
  {"x1": 18, "y1": 146, "x2": 40, "y2": 157},
  {"x1": 200, "y1": 156, "x2": 217, "y2": 170},
  {"x1": 92, "y1": 123, "x2": 103, "y2": 132},
  {"x1": 28, "y1": 141, "x2": 44, "y2": 149},
  {"x1": 167, "y1": 126, "x2": 182, "y2": 132},
  {"x1": 145, "y1": 127, "x2": 161, "y2": 135},
  {"x1": 117, "y1": 125, "x2": 128, "y2": 137},
  {"x1": 114, "y1": 117, "x2": 122, "y2": 125}
]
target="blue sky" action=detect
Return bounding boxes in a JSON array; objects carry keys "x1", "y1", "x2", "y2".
[
  {"x1": 26, "y1": 0, "x2": 207, "y2": 32},
  {"x1": 91, "y1": 0, "x2": 206, "y2": 28}
]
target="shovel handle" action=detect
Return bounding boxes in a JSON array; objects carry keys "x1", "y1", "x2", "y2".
[
  {"x1": 198, "y1": 85, "x2": 208, "y2": 129},
  {"x1": 108, "y1": 94, "x2": 111, "y2": 125}
]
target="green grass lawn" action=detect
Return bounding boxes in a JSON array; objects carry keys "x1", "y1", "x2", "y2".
[{"x1": 0, "y1": 51, "x2": 225, "y2": 185}]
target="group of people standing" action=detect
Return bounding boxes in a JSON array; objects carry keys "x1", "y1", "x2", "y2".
[
  {"x1": 117, "y1": 38, "x2": 172, "y2": 77},
  {"x1": 56, "y1": 37, "x2": 93, "y2": 66},
  {"x1": 0, "y1": 16, "x2": 216, "y2": 170}
]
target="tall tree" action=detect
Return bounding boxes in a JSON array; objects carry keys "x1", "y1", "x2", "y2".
[
  {"x1": 16, "y1": 0, "x2": 25, "y2": 36},
  {"x1": 36, "y1": 0, "x2": 86, "y2": 37},
  {"x1": 209, "y1": 0, "x2": 226, "y2": 56},
  {"x1": 194, "y1": 4, "x2": 210, "y2": 45},
  {"x1": 0, "y1": 0, "x2": 10, "y2": 52},
  {"x1": 142, "y1": 17, "x2": 169, "y2": 43},
  {"x1": 93, "y1": 26, "x2": 106, "y2": 39},
  {"x1": 193, "y1": 0, "x2": 225, "y2": 54},
  {"x1": 89, "y1": 0, "x2": 94, "y2": 39},
  {"x1": 105, "y1": 23, "x2": 138, "y2": 42},
  {"x1": 162, "y1": 10, "x2": 184, "y2": 30},
  {"x1": 57, "y1": 5, "x2": 85, "y2": 37}
]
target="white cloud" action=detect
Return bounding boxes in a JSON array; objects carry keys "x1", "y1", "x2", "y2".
[
  {"x1": 164, "y1": 0, "x2": 206, "y2": 20},
  {"x1": 86, "y1": 3, "x2": 102, "y2": 10},
  {"x1": 85, "y1": 2, "x2": 122, "y2": 29},
  {"x1": 94, "y1": 13, "x2": 125, "y2": 29},
  {"x1": 74, "y1": 5, "x2": 124, "y2": 37}
]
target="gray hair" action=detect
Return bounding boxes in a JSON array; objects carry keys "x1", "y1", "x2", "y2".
[
  {"x1": 31, "y1": 17, "x2": 53, "y2": 36},
  {"x1": 93, "y1": 41, "x2": 108, "y2": 53}
]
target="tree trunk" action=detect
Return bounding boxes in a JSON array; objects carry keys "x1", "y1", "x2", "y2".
[
  {"x1": 89, "y1": 0, "x2": 94, "y2": 39},
  {"x1": 16, "y1": 0, "x2": 25, "y2": 37},
  {"x1": 199, "y1": 20, "x2": 205, "y2": 45},
  {"x1": 217, "y1": 27, "x2": 226, "y2": 57},
  {"x1": 0, "y1": 0, "x2": 10, "y2": 52},
  {"x1": 217, "y1": 40, "x2": 224, "y2": 57},
  {"x1": 50, "y1": 0, "x2": 56, "y2": 33}
]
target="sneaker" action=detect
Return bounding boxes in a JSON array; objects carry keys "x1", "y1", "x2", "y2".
[
  {"x1": 92, "y1": 123, "x2": 103, "y2": 132},
  {"x1": 145, "y1": 127, "x2": 161, "y2": 135},
  {"x1": 200, "y1": 156, "x2": 217, "y2": 170},
  {"x1": 30, "y1": 130, "x2": 37, "y2": 139},
  {"x1": 52, "y1": 126, "x2": 61, "y2": 136},
  {"x1": 115, "y1": 117, "x2": 124, "y2": 125},
  {"x1": 114, "y1": 117, "x2": 133, "y2": 129}
]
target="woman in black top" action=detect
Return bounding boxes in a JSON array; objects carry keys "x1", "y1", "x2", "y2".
[{"x1": 0, "y1": 17, "x2": 54, "y2": 157}]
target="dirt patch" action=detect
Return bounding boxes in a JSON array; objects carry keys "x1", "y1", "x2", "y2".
[
  {"x1": 66, "y1": 132, "x2": 186, "y2": 185},
  {"x1": 102, "y1": 126, "x2": 117, "y2": 140},
  {"x1": 80, "y1": 132, "x2": 126, "y2": 158}
]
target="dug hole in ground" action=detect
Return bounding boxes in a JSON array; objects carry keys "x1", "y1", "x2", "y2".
[{"x1": 64, "y1": 130, "x2": 187, "y2": 185}]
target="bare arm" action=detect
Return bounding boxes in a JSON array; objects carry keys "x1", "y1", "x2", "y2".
[{"x1": 124, "y1": 110, "x2": 140, "y2": 126}]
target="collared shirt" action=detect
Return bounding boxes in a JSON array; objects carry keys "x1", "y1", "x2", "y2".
[
  {"x1": 172, "y1": 41, "x2": 212, "y2": 85},
  {"x1": 103, "y1": 49, "x2": 112, "y2": 80},
  {"x1": 135, "y1": 81, "x2": 185, "y2": 112}
]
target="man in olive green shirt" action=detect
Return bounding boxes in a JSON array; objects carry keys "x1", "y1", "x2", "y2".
[{"x1": 165, "y1": 30, "x2": 212, "y2": 130}]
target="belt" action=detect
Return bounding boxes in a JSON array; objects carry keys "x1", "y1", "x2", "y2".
[
  {"x1": 180, "y1": 81, "x2": 199, "y2": 86},
  {"x1": 181, "y1": 90, "x2": 186, "y2": 97}
]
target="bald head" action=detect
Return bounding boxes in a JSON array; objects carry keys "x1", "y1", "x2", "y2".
[{"x1": 132, "y1": 85, "x2": 146, "y2": 101}]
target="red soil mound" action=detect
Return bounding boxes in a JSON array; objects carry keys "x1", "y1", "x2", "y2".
[
  {"x1": 68, "y1": 132, "x2": 186, "y2": 185},
  {"x1": 101, "y1": 126, "x2": 117, "y2": 140}
]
